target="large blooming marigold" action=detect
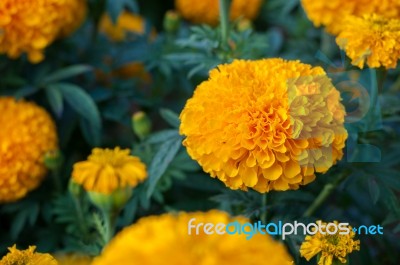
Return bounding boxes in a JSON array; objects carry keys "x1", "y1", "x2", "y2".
[
  {"x1": 92, "y1": 210, "x2": 293, "y2": 265},
  {"x1": 72, "y1": 147, "x2": 147, "y2": 194},
  {"x1": 0, "y1": 97, "x2": 58, "y2": 203},
  {"x1": 180, "y1": 59, "x2": 347, "y2": 193},
  {"x1": 336, "y1": 14, "x2": 400, "y2": 69},
  {"x1": 0, "y1": 0, "x2": 86, "y2": 63},
  {"x1": 175, "y1": 0, "x2": 263, "y2": 25},
  {"x1": 301, "y1": 0, "x2": 400, "y2": 34},
  {"x1": 300, "y1": 221, "x2": 360, "y2": 265},
  {"x1": 0, "y1": 245, "x2": 58, "y2": 265}
]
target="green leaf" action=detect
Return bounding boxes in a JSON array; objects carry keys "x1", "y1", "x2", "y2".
[
  {"x1": 14, "y1": 86, "x2": 40, "y2": 99},
  {"x1": 52, "y1": 83, "x2": 101, "y2": 130},
  {"x1": 42, "y1": 65, "x2": 92, "y2": 84},
  {"x1": 146, "y1": 137, "x2": 182, "y2": 198},
  {"x1": 45, "y1": 87, "x2": 64, "y2": 117},
  {"x1": 159, "y1": 108, "x2": 180, "y2": 128},
  {"x1": 368, "y1": 178, "x2": 380, "y2": 204},
  {"x1": 146, "y1": 129, "x2": 180, "y2": 144}
]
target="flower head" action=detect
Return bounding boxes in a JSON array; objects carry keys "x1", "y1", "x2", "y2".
[
  {"x1": 180, "y1": 59, "x2": 347, "y2": 193},
  {"x1": 300, "y1": 221, "x2": 360, "y2": 265},
  {"x1": 0, "y1": 245, "x2": 58, "y2": 265},
  {"x1": 301, "y1": 0, "x2": 400, "y2": 34},
  {"x1": 175, "y1": 0, "x2": 263, "y2": 25},
  {"x1": 92, "y1": 210, "x2": 293, "y2": 265},
  {"x1": 0, "y1": 0, "x2": 86, "y2": 63},
  {"x1": 0, "y1": 97, "x2": 58, "y2": 203},
  {"x1": 336, "y1": 14, "x2": 400, "y2": 69},
  {"x1": 72, "y1": 147, "x2": 147, "y2": 194}
]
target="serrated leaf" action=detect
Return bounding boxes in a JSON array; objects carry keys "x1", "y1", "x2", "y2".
[
  {"x1": 146, "y1": 137, "x2": 182, "y2": 198},
  {"x1": 45, "y1": 87, "x2": 64, "y2": 117},
  {"x1": 160, "y1": 108, "x2": 180, "y2": 128},
  {"x1": 42, "y1": 65, "x2": 92, "y2": 84}
]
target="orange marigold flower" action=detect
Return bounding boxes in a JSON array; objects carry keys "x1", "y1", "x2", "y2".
[
  {"x1": 336, "y1": 14, "x2": 400, "y2": 69},
  {"x1": 300, "y1": 221, "x2": 360, "y2": 265},
  {"x1": 0, "y1": 0, "x2": 86, "y2": 63},
  {"x1": 301, "y1": 0, "x2": 400, "y2": 34},
  {"x1": 92, "y1": 210, "x2": 293, "y2": 265},
  {"x1": 0, "y1": 245, "x2": 58, "y2": 265},
  {"x1": 71, "y1": 147, "x2": 147, "y2": 194},
  {"x1": 0, "y1": 97, "x2": 58, "y2": 203},
  {"x1": 175, "y1": 0, "x2": 263, "y2": 25},
  {"x1": 180, "y1": 59, "x2": 347, "y2": 193}
]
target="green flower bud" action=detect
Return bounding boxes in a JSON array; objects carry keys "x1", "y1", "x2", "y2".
[
  {"x1": 44, "y1": 150, "x2": 63, "y2": 170},
  {"x1": 88, "y1": 187, "x2": 133, "y2": 212},
  {"x1": 132, "y1": 111, "x2": 151, "y2": 139},
  {"x1": 163, "y1": 10, "x2": 181, "y2": 34}
]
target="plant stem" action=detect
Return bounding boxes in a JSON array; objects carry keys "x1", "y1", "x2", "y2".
[
  {"x1": 260, "y1": 193, "x2": 268, "y2": 223},
  {"x1": 219, "y1": 0, "x2": 231, "y2": 46},
  {"x1": 303, "y1": 171, "x2": 349, "y2": 217},
  {"x1": 100, "y1": 208, "x2": 118, "y2": 244},
  {"x1": 377, "y1": 67, "x2": 387, "y2": 93}
]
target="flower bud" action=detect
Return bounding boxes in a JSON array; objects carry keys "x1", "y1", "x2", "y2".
[
  {"x1": 88, "y1": 187, "x2": 133, "y2": 211},
  {"x1": 44, "y1": 150, "x2": 63, "y2": 170},
  {"x1": 132, "y1": 111, "x2": 151, "y2": 139},
  {"x1": 163, "y1": 10, "x2": 181, "y2": 34}
]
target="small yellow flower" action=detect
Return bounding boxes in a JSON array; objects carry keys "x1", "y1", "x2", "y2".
[
  {"x1": 300, "y1": 221, "x2": 360, "y2": 265},
  {"x1": 55, "y1": 254, "x2": 92, "y2": 265},
  {"x1": 175, "y1": 0, "x2": 263, "y2": 25},
  {"x1": 301, "y1": 0, "x2": 400, "y2": 34},
  {"x1": 0, "y1": 97, "x2": 58, "y2": 203},
  {"x1": 336, "y1": 14, "x2": 400, "y2": 69},
  {"x1": 0, "y1": 245, "x2": 58, "y2": 265},
  {"x1": 180, "y1": 59, "x2": 347, "y2": 193},
  {"x1": 92, "y1": 210, "x2": 293, "y2": 265},
  {"x1": 0, "y1": 0, "x2": 86, "y2": 63},
  {"x1": 71, "y1": 147, "x2": 147, "y2": 194}
]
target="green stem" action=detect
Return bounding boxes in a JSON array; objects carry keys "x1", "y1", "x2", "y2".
[
  {"x1": 260, "y1": 193, "x2": 268, "y2": 223},
  {"x1": 100, "y1": 208, "x2": 118, "y2": 244},
  {"x1": 377, "y1": 67, "x2": 387, "y2": 93},
  {"x1": 219, "y1": 0, "x2": 231, "y2": 46},
  {"x1": 73, "y1": 196, "x2": 88, "y2": 238},
  {"x1": 303, "y1": 171, "x2": 349, "y2": 217}
]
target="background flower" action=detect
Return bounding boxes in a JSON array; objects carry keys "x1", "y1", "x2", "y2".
[
  {"x1": 175, "y1": 0, "x2": 263, "y2": 25},
  {"x1": 92, "y1": 210, "x2": 293, "y2": 265},
  {"x1": 336, "y1": 14, "x2": 400, "y2": 69},
  {"x1": 0, "y1": 0, "x2": 86, "y2": 63},
  {"x1": 0, "y1": 97, "x2": 58, "y2": 203},
  {"x1": 180, "y1": 59, "x2": 347, "y2": 193},
  {"x1": 0, "y1": 245, "x2": 58, "y2": 265},
  {"x1": 300, "y1": 221, "x2": 360, "y2": 265},
  {"x1": 301, "y1": 0, "x2": 400, "y2": 34}
]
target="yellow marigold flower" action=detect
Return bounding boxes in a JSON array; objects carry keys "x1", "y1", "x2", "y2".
[
  {"x1": 336, "y1": 14, "x2": 400, "y2": 69},
  {"x1": 55, "y1": 254, "x2": 92, "y2": 265},
  {"x1": 0, "y1": 0, "x2": 86, "y2": 63},
  {"x1": 0, "y1": 97, "x2": 58, "y2": 203},
  {"x1": 92, "y1": 210, "x2": 293, "y2": 265},
  {"x1": 180, "y1": 59, "x2": 347, "y2": 193},
  {"x1": 301, "y1": 0, "x2": 400, "y2": 34},
  {"x1": 175, "y1": 0, "x2": 263, "y2": 25},
  {"x1": 72, "y1": 147, "x2": 147, "y2": 194},
  {"x1": 300, "y1": 221, "x2": 360, "y2": 265},
  {"x1": 0, "y1": 245, "x2": 58, "y2": 265}
]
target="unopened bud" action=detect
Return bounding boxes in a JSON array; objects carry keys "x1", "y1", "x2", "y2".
[
  {"x1": 163, "y1": 10, "x2": 181, "y2": 33},
  {"x1": 44, "y1": 150, "x2": 63, "y2": 170},
  {"x1": 132, "y1": 111, "x2": 151, "y2": 139}
]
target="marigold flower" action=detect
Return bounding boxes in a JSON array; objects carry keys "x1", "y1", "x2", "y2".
[
  {"x1": 180, "y1": 59, "x2": 347, "y2": 193},
  {"x1": 92, "y1": 210, "x2": 293, "y2": 265},
  {"x1": 0, "y1": 245, "x2": 58, "y2": 265},
  {"x1": 71, "y1": 147, "x2": 147, "y2": 194},
  {"x1": 0, "y1": 97, "x2": 58, "y2": 203},
  {"x1": 301, "y1": 0, "x2": 400, "y2": 34},
  {"x1": 175, "y1": 0, "x2": 263, "y2": 25},
  {"x1": 0, "y1": 0, "x2": 86, "y2": 63},
  {"x1": 300, "y1": 221, "x2": 360, "y2": 265},
  {"x1": 98, "y1": 11, "x2": 152, "y2": 83},
  {"x1": 336, "y1": 14, "x2": 400, "y2": 69},
  {"x1": 55, "y1": 254, "x2": 92, "y2": 265}
]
